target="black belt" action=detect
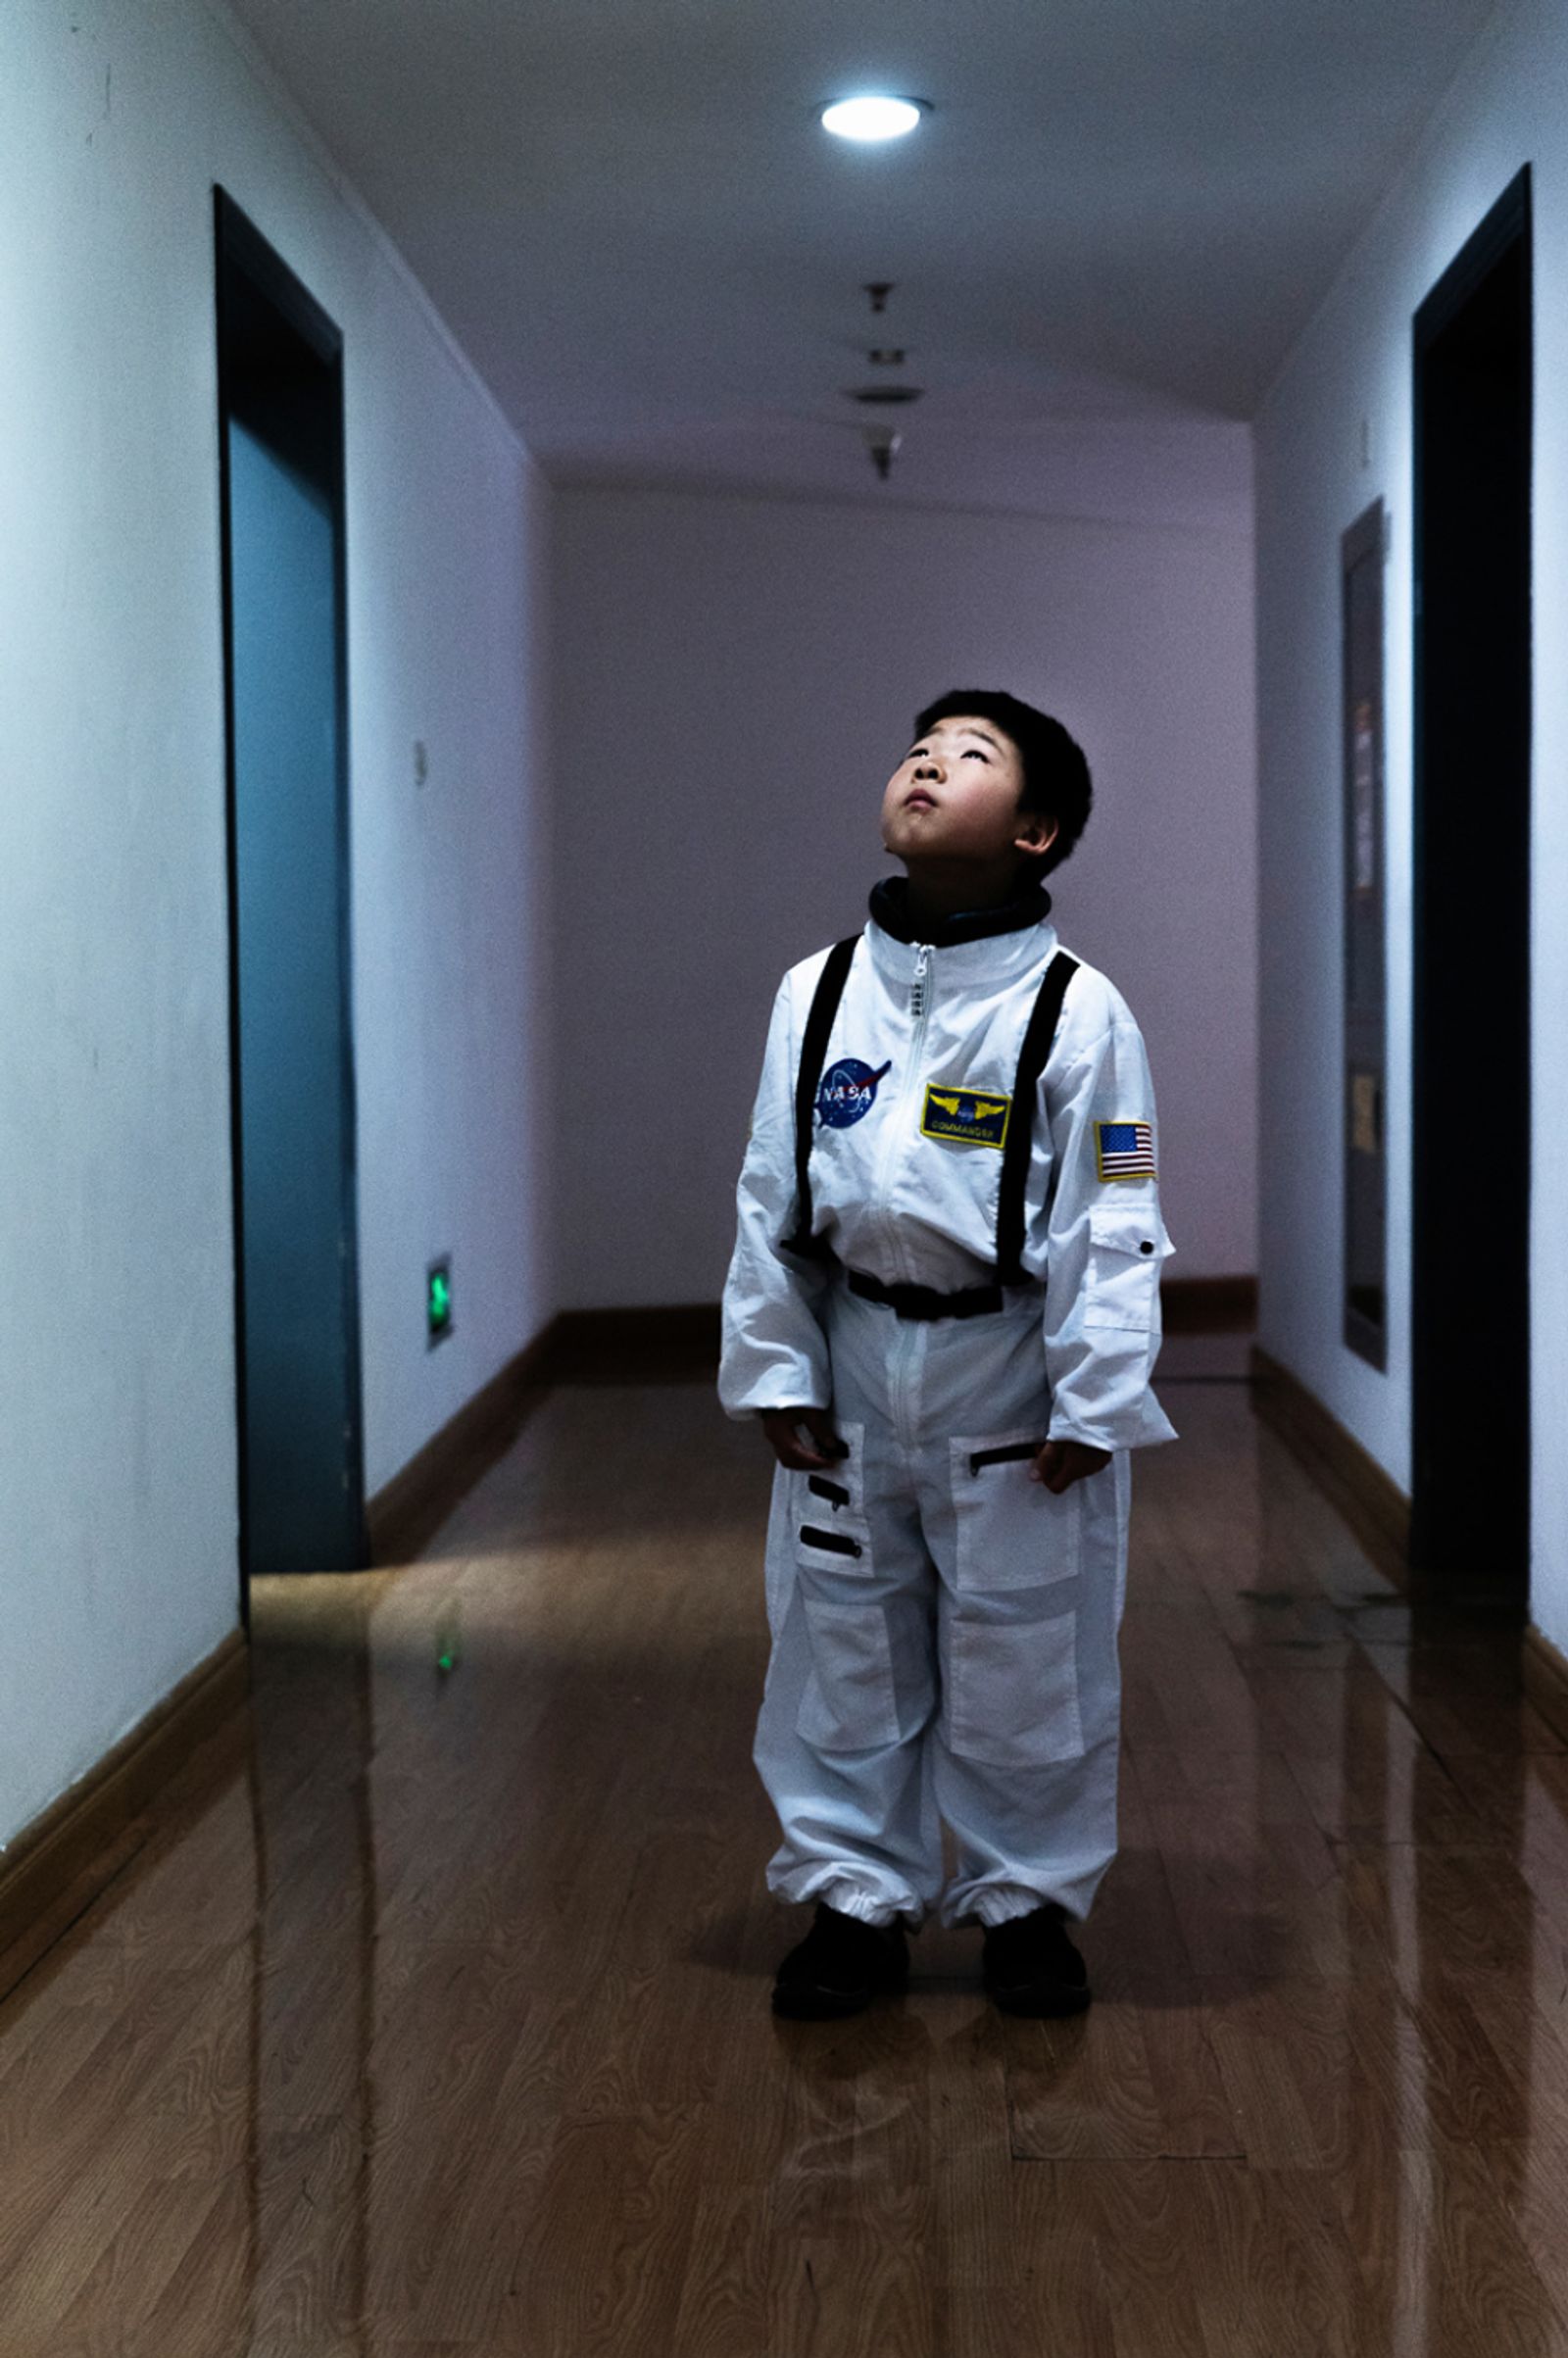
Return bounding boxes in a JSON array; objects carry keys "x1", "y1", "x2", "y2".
[{"x1": 844, "y1": 1265, "x2": 1006, "y2": 1322}]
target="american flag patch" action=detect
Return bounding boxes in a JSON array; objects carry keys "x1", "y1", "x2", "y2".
[{"x1": 1095, "y1": 1120, "x2": 1157, "y2": 1181}]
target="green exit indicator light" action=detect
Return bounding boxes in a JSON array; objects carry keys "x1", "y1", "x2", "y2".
[{"x1": 427, "y1": 1256, "x2": 453, "y2": 1346}]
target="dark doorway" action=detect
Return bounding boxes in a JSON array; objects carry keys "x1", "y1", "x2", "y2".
[
  {"x1": 1410, "y1": 168, "x2": 1532, "y2": 1608},
  {"x1": 215, "y1": 189, "x2": 368, "y2": 1603}
]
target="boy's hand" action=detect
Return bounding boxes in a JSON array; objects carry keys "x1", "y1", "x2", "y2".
[
  {"x1": 760, "y1": 1407, "x2": 850, "y2": 1471},
  {"x1": 1030, "y1": 1439, "x2": 1111, "y2": 1495}
]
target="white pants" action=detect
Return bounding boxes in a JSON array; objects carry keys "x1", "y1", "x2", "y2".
[{"x1": 754, "y1": 1276, "x2": 1130, "y2": 1930}]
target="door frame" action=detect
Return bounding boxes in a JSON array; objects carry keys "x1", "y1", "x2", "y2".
[
  {"x1": 214, "y1": 186, "x2": 367, "y2": 1616},
  {"x1": 1409, "y1": 166, "x2": 1533, "y2": 1602}
]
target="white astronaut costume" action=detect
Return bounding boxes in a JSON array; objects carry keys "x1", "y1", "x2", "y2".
[{"x1": 718, "y1": 873, "x2": 1177, "y2": 1932}]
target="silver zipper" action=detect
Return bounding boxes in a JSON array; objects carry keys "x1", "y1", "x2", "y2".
[{"x1": 869, "y1": 944, "x2": 934, "y2": 1282}]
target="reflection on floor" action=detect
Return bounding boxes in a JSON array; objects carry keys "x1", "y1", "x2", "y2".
[{"x1": 3, "y1": 1362, "x2": 1568, "y2": 2356}]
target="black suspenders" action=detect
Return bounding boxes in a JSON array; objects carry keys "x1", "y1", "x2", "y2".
[
  {"x1": 995, "y1": 951, "x2": 1079, "y2": 1283},
  {"x1": 782, "y1": 933, "x2": 860, "y2": 1258},
  {"x1": 783, "y1": 932, "x2": 1080, "y2": 1285}
]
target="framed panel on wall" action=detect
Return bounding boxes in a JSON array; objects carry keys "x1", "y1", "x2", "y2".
[{"x1": 1342, "y1": 498, "x2": 1387, "y2": 1368}]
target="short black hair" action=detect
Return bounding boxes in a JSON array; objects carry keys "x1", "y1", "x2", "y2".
[{"x1": 910, "y1": 689, "x2": 1093, "y2": 874}]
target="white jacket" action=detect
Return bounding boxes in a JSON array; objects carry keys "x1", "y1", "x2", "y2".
[{"x1": 718, "y1": 891, "x2": 1178, "y2": 1453}]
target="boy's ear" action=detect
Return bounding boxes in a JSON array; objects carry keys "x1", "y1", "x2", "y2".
[{"x1": 1014, "y1": 811, "x2": 1059, "y2": 860}]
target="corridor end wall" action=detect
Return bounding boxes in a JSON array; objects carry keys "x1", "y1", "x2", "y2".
[{"x1": 549, "y1": 473, "x2": 1257, "y2": 1316}]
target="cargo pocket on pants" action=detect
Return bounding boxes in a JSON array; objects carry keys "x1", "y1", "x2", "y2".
[
  {"x1": 950, "y1": 1431, "x2": 1082, "y2": 1592},
  {"x1": 793, "y1": 1416, "x2": 872, "y2": 1574},
  {"x1": 796, "y1": 1597, "x2": 902, "y2": 1752},
  {"x1": 946, "y1": 1606, "x2": 1083, "y2": 1769},
  {"x1": 801, "y1": 1411, "x2": 864, "y2": 1498}
]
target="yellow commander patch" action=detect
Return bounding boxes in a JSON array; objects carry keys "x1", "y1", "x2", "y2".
[{"x1": 920, "y1": 1084, "x2": 1011, "y2": 1150}]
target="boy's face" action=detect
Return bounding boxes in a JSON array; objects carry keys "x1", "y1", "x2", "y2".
[{"x1": 880, "y1": 714, "x2": 1057, "y2": 873}]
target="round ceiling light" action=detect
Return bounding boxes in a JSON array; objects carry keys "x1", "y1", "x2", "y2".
[{"x1": 820, "y1": 95, "x2": 926, "y2": 142}]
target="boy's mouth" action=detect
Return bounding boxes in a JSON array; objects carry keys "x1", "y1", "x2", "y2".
[{"x1": 904, "y1": 790, "x2": 938, "y2": 811}]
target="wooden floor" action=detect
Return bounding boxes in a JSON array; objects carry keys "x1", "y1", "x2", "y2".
[{"x1": 5, "y1": 1346, "x2": 1568, "y2": 2356}]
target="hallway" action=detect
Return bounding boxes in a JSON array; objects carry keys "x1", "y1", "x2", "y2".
[{"x1": 4, "y1": 1356, "x2": 1567, "y2": 2356}]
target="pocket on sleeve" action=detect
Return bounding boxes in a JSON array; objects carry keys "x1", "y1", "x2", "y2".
[
  {"x1": 949, "y1": 1430, "x2": 1083, "y2": 1593},
  {"x1": 1083, "y1": 1204, "x2": 1171, "y2": 1332}
]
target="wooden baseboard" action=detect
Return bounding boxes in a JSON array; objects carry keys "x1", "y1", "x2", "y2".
[
  {"x1": 1524, "y1": 1625, "x2": 1568, "y2": 1747},
  {"x1": 1250, "y1": 1342, "x2": 1411, "y2": 1579},
  {"x1": 367, "y1": 1321, "x2": 561, "y2": 1563},
  {"x1": 365, "y1": 1280, "x2": 1260, "y2": 1555},
  {"x1": 547, "y1": 1303, "x2": 722, "y2": 1383},
  {"x1": 1161, "y1": 1275, "x2": 1257, "y2": 1335},
  {"x1": 0, "y1": 1631, "x2": 250, "y2": 2004},
  {"x1": 539, "y1": 1279, "x2": 1255, "y2": 1387}
]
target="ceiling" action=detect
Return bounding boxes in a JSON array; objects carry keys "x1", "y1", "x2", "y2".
[{"x1": 220, "y1": 0, "x2": 1501, "y2": 516}]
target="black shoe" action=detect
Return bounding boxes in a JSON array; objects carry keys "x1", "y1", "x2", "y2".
[
  {"x1": 771, "y1": 1903, "x2": 910, "y2": 2020},
  {"x1": 981, "y1": 1902, "x2": 1092, "y2": 2018}
]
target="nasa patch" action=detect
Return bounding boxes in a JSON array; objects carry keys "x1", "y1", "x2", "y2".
[{"x1": 816, "y1": 1057, "x2": 892, "y2": 1128}]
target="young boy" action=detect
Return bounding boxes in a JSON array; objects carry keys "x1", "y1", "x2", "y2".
[{"x1": 717, "y1": 689, "x2": 1176, "y2": 2020}]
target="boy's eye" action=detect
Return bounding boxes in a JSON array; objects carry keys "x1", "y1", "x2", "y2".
[{"x1": 963, "y1": 748, "x2": 988, "y2": 761}]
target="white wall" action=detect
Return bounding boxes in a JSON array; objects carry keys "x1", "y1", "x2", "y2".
[
  {"x1": 0, "y1": 0, "x2": 553, "y2": 1848},
  {"x1": 1253, "y1": 0, "x2": 1568, "y2": 1647},
  {"x1": 549, "y1": 472, "x2": 1257, "y2": 1311}
]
